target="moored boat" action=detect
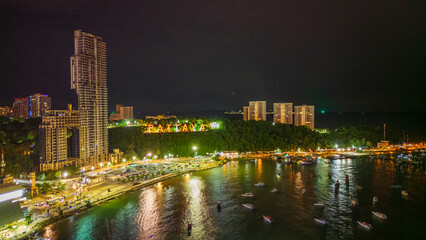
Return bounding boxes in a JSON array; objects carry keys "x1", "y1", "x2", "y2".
[
  {"x1": 241, "y1": 193, "x2": 254, "y2": 197},
  {"x1": 263, "y1": 215, "x2": 273, "y2": 223},
  {"x1": 314, "y1": 202, "x2": 324, "y2": 207},
  {"x1": 255, "y1": 182, "x2": 265, "y2": 187},
  {"x1": 242, "y1": 203, "x2": 255, "y2": 210},
  {"x1": 357, "y1": 221, "x2": 373, "y2": 230},
  {"x1": 401, "y1": 190, "x2": 408, "y2": 196},
  {"x1": 373, "y1": 196, "x2": 378, "y2": 204},
  {"x1": 314, "y1": 218, "x2": 327, "y2": 225},
  {"x1": 372, "y1": 211, "x2": 387, "y2": 220},
  {"x1": 351, "y1": 200, "x2": 358, "y2": 206},
  {"x1": 271, "y1": 188, "x2": 278, "y2": 193}
]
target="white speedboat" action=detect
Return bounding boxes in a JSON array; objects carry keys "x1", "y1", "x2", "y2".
[
  {"x1": 241, "y1": 193, "x2": 254, "y2": 197},
  {"x1": 314, "y1": 218, "x2": 327, "y2": 225},
  {"x1": 242, "y1": 203, "x2": 255, "y2": 210},
  {"x1": 357, "y1": 221, "x2": 373, "y2": 230},
  {"x1": 263, "y1": 215, "x2": 273, "y2": 223},
  {"x1": 271, "y1": 188, "x2": 278, "y2": 193},
  {"x1": 372, "y1": 211, "x2": 387, "y2": 220},
  {"x1": 254, "y1": 182, "x2": 265, "y2": 187},
  {"x1": 314, "y1": 202, "x2": 325, "y2": 207}
]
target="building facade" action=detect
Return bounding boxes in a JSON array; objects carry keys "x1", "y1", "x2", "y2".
[
  {"x1": 273, "y1": 103, "x2": 293, "y2": 124},
  {"x1": 70, "y1": 30, "x2": 108, "y2": 167},
  {"x1": 243, "y1": 101, "x2": 266, "y2": 121},
  {"x1": 0, "y1": 106, "x2": 11, "y2": 116},
  {"x1": 294, "y1": 105, "x2": 315, "y2": 129},
  {"x1": 109, "y1": 104, "x2": 134, "y2": 121},
  {"x1": 29, "y1": 93, "x2": 51, "y2": 117},
  {"x1": 243, "y1": 106, "x2": 249, "y2": 121},
  {"x1": 12, "y1": 98, "x2": 29, "y2": 118},
  {"x1": 39, "y1": 110, "x2": 80, "y2": 171}
]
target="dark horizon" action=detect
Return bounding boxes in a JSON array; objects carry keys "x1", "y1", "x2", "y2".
[{"x1": 1, "y1": 1, "x2": 425, "y2": 114}]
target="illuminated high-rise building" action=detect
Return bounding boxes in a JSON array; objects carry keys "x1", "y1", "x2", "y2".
[
  {"x1": 29, "y1": 93, "x2": 51, "y2": 117},
  {"x1": 273, "y1": 103, "x2": 293, "y2": 124},
  {"x1": 70, "y1": 30, "x2": 108, "y2": 167},
  {"x1": 294, "y1": 105, "x2": 315, "y2": 129},
  {"x1": 243, "y1": 101, "x2": 266, "y2": 121}
]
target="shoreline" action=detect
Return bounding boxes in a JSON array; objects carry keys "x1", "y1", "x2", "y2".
[{"x1": 17, "y1": 160, "x2": 226, "y2": 240}]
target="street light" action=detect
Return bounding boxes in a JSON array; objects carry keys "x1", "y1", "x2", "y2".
[
  {"x1": 63, "y1": 172, "x2": 68, "y2": 178},
  {"x1": 193, "y1": 146, "x2": 197, "y2": 157},
  {"x1": 91, "y1": 166, "x2": 95, "y2": 171},
  {"x1": 132, "y1": 156, "x2": 136, "y2": 161}
]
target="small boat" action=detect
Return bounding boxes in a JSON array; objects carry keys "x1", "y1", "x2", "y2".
[
  {"x1": 314, "y1": 202, "x2": 325, "y2": 207},
  {"x1": 351, "y1": 200, "x2": 358, "y2": 207},
  {"x1": 301, "y1": 161, "x2": 313, "y2": 165},
  {"x1": 401, "y1": 190, "x2": 408, "y2": 196},
  {"x1": 254, "y1": 182, "x2": 265, "y2": 187},
  {"x1": 242, "y1": 203, "x2": 255, "y2": 210},
  {"x1": 314, "y1": 218, "x2": 327, "y2": 225},
  {"x1": 241, "y1": 193, "x2": 254, "y2": 197},
  {"x1": 271, "y1": 188, "x2": 278, "y2": 193},
  {"x1": 372, "y1": 211, "x2": 387, "y2": 220},
  {"x1": 263, "y1": 215, "x2": 273, "y2": 223},
  {"x1": 390, "y1": 185, "x2": 402, "y2": 189},
  {"x1": 373, "y1": 197, "x2": 378, "y2": 204},
  {"x1": 357, "y1": 221, "x2": 373, "y2": 230}
]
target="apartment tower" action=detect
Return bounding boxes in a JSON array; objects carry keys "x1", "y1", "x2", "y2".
[
  {"x1": 243, "y1": 101, "x2": 267, "y2": 121},
  {"x1": 70, "y1": 30, "x2": 108, "y2": 167},
  {"x1": 294, "y1": 105, "x2": 315, "y2": 129},
  {"x1": 273, "y1": 103, "x2": 293, "y2": 124}
]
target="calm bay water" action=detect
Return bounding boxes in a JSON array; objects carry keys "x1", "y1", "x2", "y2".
[{"x1": 42, "y1": 158, "x2": 426, "y2": 240}]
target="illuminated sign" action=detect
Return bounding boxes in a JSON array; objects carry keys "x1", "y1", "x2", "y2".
[{"x1": 143, "y1": 120, "x2": 221, "y2": 133}]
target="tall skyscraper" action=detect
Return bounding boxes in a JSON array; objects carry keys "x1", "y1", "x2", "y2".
[
  {"x1": 273, "y1": 103, "x2": 293, "y2": 124},
  {"x1": 294, "y1": 105, "x2": 315, "y2": 129},
  {"x1": 29, "y1": 93, "x2": 51, "y2": 117},
  {"x1": 243, "y1": 101, "x2": 267, "y2": 121},
  {"x1": 70, "y1": 30, "x2": 108, "y2": 166}
]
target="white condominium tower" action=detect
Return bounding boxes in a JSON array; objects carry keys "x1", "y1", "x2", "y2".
[
  {"x1": 70, "y1": 30, "x2": 108, "y2": 166},
  {"x1": 273, "y1": 103, "x2": 293, "y2": 124},
  {"x1": 294, "y1": 105, "x2": 315, "y2": 129}
]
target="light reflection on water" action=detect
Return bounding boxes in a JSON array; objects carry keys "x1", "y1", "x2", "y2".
[{"x1": 43, "y1": 158, "x2": 426, "y2": 240}]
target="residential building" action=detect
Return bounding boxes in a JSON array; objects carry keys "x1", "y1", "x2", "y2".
[
  {"x1": 243, "y1": 101, "x2": 267, "y2": 121},
  {"x1": 12, "y1": 98, "x2": 29, "y2": 118},
  {"x1": 70, "y1": 30, "x2": 108, "y2": 167},
  {"x1": 294, "y1": 105, "x2": 315, "y2": 129},
  {"x1": 109, "y1": 104, "x2": 134, "y2": 121},
  {"x1": 39, "y1": 110, "x2": 80, "y2": 171},
  {"x1": 243, "y1": 106, "x2": 249, "y2": 121},
  {"x1": 29, "y1": 93, "x2": 51, "y2": 117},
  {"x1": 273, "y1": 103, "x2": 293, "y2": 124}
]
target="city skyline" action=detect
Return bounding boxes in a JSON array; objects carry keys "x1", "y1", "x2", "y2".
[{"x1": 1, "y1": 1, "x2": 425, "y2": 115}]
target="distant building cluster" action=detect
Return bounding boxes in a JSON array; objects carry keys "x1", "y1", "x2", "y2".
[
  {"x1": 109, "y1": 104, "x2": 134, "y2": 121},
  {"x1": 243, "y1": 101, "x2": 315, "y2": 129},
  {"x1": 0, "y1": 93, "x2": 51, "y2": 118}
]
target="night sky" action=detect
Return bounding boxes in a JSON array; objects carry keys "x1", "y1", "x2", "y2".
[{"x1": 0, "y1": 1, "x2": 425, "y2": 115}]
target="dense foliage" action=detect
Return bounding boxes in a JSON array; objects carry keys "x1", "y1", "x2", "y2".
[{"x1": 0, "y1": 116, "x2": 40, "y2": 176}]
